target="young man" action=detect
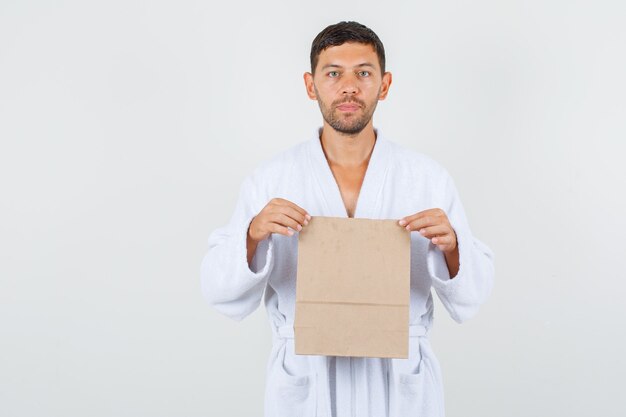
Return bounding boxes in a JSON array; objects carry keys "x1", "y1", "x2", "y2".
[{"x1": 201, "y1": 21, "x2": 494, "y2": 417}]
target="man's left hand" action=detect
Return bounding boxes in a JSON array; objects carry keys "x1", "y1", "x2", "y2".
[{"x1": 398, "y1": 208, "x2": 458, "y2": 255}]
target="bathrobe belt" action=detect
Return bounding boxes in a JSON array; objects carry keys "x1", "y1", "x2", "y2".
[{"x1": 272, "y1": 323, "x2": 429, "y2": 417}]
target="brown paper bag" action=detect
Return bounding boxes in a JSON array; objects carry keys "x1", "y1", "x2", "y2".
[{"x1": 294, "y1": 216, "x2": 411, "y2": 358}]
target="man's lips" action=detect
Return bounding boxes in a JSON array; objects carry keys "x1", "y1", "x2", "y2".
[{"x1": 336, "y1": 103, "x2": 360, "y2": 111}]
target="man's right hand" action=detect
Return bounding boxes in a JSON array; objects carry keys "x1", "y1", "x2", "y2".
[{"x1": 246, "y1": 198, "x2": 311, "y2": 265}]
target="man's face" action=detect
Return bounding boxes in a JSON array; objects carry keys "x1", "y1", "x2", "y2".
[{"x1": 304, "y1": 42, "x2": 392, "y2": 136}]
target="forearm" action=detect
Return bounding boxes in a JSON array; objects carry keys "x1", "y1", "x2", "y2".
[
  {"x1": 246, "y1": 227, "x2": 259, "y2": 267},
  {"x1": 444, "y1": 245, "x2": 460, "y2": 279}
]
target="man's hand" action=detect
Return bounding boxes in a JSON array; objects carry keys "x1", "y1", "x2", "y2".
[
  {"x1": 246, "y1": 198, "x2": 311, "y2": 266},
  {"x1": 249, "y1": 198, "x2": 311, "y2": 241},
  {"x1": 398, "y1": 208, "x2": 460, "y2": 277}
]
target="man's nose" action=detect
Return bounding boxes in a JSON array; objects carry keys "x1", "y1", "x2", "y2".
[{"x1": 340, "y1": 73, "x2": 359, "y2": 94}]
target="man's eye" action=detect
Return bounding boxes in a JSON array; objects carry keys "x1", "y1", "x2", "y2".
[
  {"x1": 359, "y1": 71, "x2": 370, "y2": 77},
  {"x1": 328, "y1": 71, "x2": 339, "y2": 77}
]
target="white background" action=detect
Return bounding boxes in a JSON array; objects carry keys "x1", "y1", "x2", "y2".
[{"x1": 1, "y1": 1, "x2": 625, "y2": 416}]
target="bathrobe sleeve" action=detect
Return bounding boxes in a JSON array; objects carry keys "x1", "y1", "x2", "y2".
[
  {"x1": 200, "y1": 173, "x2": 275, "y2": 321},
  {"x1": 427, "y1": 170, "x2": 495, "y2": 324}
]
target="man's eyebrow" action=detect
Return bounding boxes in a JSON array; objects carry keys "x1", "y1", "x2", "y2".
[{"x1": 320, "y1": 63, "x2": 377, "y2": 70}]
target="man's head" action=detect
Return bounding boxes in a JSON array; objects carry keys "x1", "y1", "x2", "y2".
[
  {"x1": 304, "y1": 21, "x2": 392, "y2": 136},
  {"x1": 309, "y1": 21, "x2": 386, "y2": 77}
]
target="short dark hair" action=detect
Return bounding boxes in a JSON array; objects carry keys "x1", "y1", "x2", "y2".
[{"x1": 310, "y1": 21, "x2": 386, "y2": 75}]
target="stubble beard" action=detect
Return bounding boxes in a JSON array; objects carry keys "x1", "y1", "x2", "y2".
[{"x1": 315, "y1": 86, "x2": 380, "y2": 136}]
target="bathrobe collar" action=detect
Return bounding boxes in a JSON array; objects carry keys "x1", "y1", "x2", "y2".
[{"x1": 307, "y1": 126, "x2": 391, "y2": 219}]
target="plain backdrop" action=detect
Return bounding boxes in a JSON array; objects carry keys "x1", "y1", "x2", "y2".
[{"x1": 1, "y1": 1, "x2": 625, "y2": 416}]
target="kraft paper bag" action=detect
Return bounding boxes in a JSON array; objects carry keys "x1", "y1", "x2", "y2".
[{"x1": 294, "y1": 216, "x2": 411, "y2": 358}]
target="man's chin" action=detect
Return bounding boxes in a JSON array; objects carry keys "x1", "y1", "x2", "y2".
[
  {"x1": 332, "y1": 124, "x2": 367, "y2": 135},
  {"x1": 323, "y1": 111, "x2": 371, "y2": 135}
]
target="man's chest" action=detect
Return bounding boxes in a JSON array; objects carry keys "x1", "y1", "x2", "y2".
[{"x1": 330, "y1": 164, "x2": 368, "y2": 218}]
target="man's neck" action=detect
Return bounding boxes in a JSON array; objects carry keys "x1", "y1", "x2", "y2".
[{"x1": 319, "y1": 122, "x2": 377, "y2": 168}]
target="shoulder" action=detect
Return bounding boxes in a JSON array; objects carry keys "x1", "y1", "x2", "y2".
[
  {"x1": 383, "y1": 137, "x2": 460, "y2": 209},
  {"x1": 246, "y1": 138, "x2": 311, "y2": 184},
  {"x1": 383, "y1": 137, "x2": 451, "y2": 181}
]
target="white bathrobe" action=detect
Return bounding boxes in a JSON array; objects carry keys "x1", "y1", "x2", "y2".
[{"x1": 200, "y1": 126, "x2": 495, "y2": 417}]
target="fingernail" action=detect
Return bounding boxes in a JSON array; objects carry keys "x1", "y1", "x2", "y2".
[
  {"x1": 297, "y1": 224, "x2": 302, "y2": 231},
  {"x1": 306, "y1": 214, "x2": 312, "y2": 221},
  {"x1": 304, "y1": 219, "x2": 309, "y2": 226},
  {"x1": 398, "y1": 220, "x2": 406, "y2": 226},
  {"x1": 419, "y1": 229, "x2": 426, "y2": 234},
  {"x1": 405, "y1": 225, "x2": 411, "y2": 231},
  {"x1": 288, "y1": 229, "x2": 294, "y2": 236}
]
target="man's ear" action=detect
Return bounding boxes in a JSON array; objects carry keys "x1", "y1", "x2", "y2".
[
  {"x1": 303, "y1": 72, "x2": 317, "y2": 100},
  {"x1": 378, "y1": 71, "x2": 393, "y2": 100}
]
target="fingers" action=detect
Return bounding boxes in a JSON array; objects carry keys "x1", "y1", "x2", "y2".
[
  {"x1": 415, "y1": 224, "x2": 451, "y2": 249},
  {"x1": 400, "y1": 215, "x2": 439, "y2": 232},
  {"x1": 267, "y1": 222, "x2": 296, "y2": 237},
  {"x1": 259, "y1": 198, "x2": 312, "y2": 238},
  {"x1": 396, "y1": 208, "x2": 457, "y2": 251},
  {"x1": 431, "y1": 230, "x2": 458, "y2": 252},
  {"x1": 413, "y1": 224, "x2": 449, "y2": 238},
  {"x1": 397, "y1": 208, "x2": 446, "y2": 230},
  {"x1": 269, "y1": 212, "x2": 304, "y2": 235},
  {"x1": 430, "y1": 233, "x2": 453, "y2": 246},
  {"x1": 276, "y1": 205, "x2": 310, "y2": 228},
  {"x1": 271, "y1": 198, "x2": 311, "y2": 221},
  {"x1": 402, "y1": 220, "x2": 458, "y2": 252}
]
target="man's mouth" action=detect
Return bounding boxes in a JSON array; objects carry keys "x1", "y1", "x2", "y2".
[{"x1": 336, "y1": 103, "x2": 360, "y2": 112}]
